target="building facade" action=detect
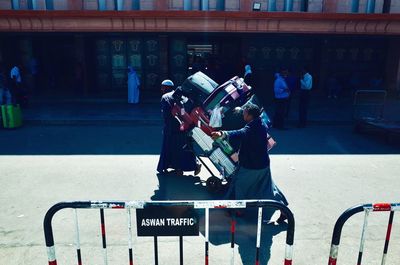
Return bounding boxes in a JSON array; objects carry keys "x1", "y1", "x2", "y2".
[{"x1": 0, "y1": 0, "x2": 399, "y2": 101}]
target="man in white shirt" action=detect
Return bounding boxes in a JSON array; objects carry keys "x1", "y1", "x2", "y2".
[
  {"x1": 298, "y1": 67, "x2": 312, "y2": 128},
  {"x1": 10, "y1": 65, "x2": 22, "y2": 84}
]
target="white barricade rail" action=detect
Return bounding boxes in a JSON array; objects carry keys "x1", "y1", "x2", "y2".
[
  {"x1": 44, "y1": 200, "x2": 295, "y2": 265},
  {"x1": 328, "y1": 202, "x2": 400, "y2": 265}
]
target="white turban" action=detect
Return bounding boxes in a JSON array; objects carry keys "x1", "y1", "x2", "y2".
[{"x1": 161, "y1": 79, "x2": 174, "y2": 87}]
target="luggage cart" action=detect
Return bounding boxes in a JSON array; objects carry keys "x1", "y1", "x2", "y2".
[{"x1": 353, "y1": 90, "x2": 400, "y2": 142}]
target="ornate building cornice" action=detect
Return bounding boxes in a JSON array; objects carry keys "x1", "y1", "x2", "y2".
[{"x1": 0, "y1": 11, "x2": 399, "y2": 35}]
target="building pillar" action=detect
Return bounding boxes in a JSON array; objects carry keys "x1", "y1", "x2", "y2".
[
  {"x1": 322, "y1": 0, "x2": 338, "y2": 13},
  {"x1": 68, "y1": 0, "x2": 83, "y2": 10},
  {"x1": 200, "y1": 0, "x2": 209, "y2": 11},
  {"x1": 385, "y1": 39, "x2": 400, "y2": 94},
  {"x1": 366, "y1": 0, "x2": 375, "y2": 13},
  {"x1": 268, "y1": 0, "x2": 277, "y2": 11},
  {"x1": 183, "y1": 0, "x2": 192, "y2": 10},
  {"x1": 159, "y1": 35, "x2": 169, "y2": 83},
  {"x1": 74, "y1": 35, "x2": 88, "y2": 95},
  {"x1": 284, "y1": 0, "x2": 293, "y2": 11},
  {"x1": 300, "y1": 0, "x2": 309, "y2": 12},
  {"x1": 132, "y1": 0, "x2": 140, "y2": 10},
  {"x1": 383, "y1": 0, "x2": 391, "y2": 13},
  {"x1": 351, "y1": 0, "x2": 360, "y2": 13},
  {"x1": 239, "y1": 0, "x2": 251, "y2": 11},
  {"x1": 216, "y1": 0, "x2": 225, "y2": 11},
  {"x1": 155, "y1": 0, "x2": 168, "y2": 10},
  {"x1": 45, "y1": 0, "x2": 54, "y2": 10},
  {"x1": 11, "y1": 0, "x2": 19, "y2": 9},
  {"x1": 98, "y1": 0, "x2": 106, "y2": 10}
]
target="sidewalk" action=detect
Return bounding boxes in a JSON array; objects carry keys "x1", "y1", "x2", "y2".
[{"x1": 21, "y1": 95, "x2": 400, "y2": 125}]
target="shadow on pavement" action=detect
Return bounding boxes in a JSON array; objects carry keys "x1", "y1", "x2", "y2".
[{"x1": 150, "y1": 173, "x2": 288, "y2": 265}]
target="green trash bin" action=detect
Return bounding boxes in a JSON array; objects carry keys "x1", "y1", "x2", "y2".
[{"x1": 1, "y1": 104, "x2": 23, "y2": 128}]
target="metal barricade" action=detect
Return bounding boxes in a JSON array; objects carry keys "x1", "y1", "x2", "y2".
[
  {"x1": 44, "y1": 200, "x2": 295, "y2": 265},
  {"x1": 328, "y1": 202, "x2": 400, "y2": 265}
]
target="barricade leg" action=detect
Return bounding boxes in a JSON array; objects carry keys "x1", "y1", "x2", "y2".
[
  {"x1": 127, "y1": 208, "x2": 134, "y2": 265},
  {"x1": 205, "y1": 208, "x2": 209, "y2": 265},
  {"x1": 356, "y1": 210, "x2": 370, "y2": 265},
  {"x1": 230, "y1": 217, "x2": 236, "y2": 265},
  {"x1": 381, "y1": 211, "x2": 394, "y2": 265},
  {"x1": 73, "y1": 209, "x2": 83, "y2": 265},
  {"x1": 255, "y1": 207, "x2": 263, "y2": 265},
  {"x1": 100, "y1": 209, "x2": 108, "y2": 265}
]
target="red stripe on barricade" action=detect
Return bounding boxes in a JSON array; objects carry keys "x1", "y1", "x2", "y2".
[
  {"x1": 284, "y1": 259, "x2": 292, "y2": 265},
  {"x1": 112, "y1": 205, "x2": 124, "y2": 209},
  {"x1": 49, "y1": 261, "x2": 57, "y2": 265},
  {"x1": 328, "y1": 257, "x2": 337, "y2": 265},
  {"x1": 101, "y1": 224, "x2": 106, "y2": 236},
  {"x1": 214, "y1": 205, "x2": 227, "y2": 209},
  {"x1": 230, "y1": 220, "x2": 236, "y2": 233},
  {"x1": 385, "y1": 223, "x2": 393, "y2": 241},
  {"x1": 373, "y1": 203, "x2": 391, "y2": 212}
]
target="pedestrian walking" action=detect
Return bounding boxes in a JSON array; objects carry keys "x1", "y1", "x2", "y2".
[
  {"x1": 127, "y1": 66, "x2": 140, "y2": 104},
  {"x1": 298, "y1": 67, "x2": 312, "y2": 128},
  {"x1": 157, "y1": 79, "x2": 201, "y2": 175},
  {"x1": 212, "y1": 103, "x2": 288, "y2": 222}
]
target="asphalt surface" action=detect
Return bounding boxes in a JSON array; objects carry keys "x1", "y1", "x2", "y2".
[{"x1": 0, "y1": 123, "x2": 399, "y2": 265}]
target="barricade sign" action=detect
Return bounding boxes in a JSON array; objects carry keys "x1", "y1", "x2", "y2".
[
  {"x1": 328, "y1": 202, "x2": 400, "y2": 265},
  {"x1": 136, "y1": 205, "x2": 199, "y2": 236},
  {"x1": 43, "y1": 200, "x2": 295, "y2": 265}
]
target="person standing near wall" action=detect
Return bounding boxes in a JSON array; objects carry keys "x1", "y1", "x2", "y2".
[
  {"x1": 298, "y1": 67, "x2": 313, "y2": 128},
  {"x1": 127, "y1": 66, "x2": 140, "y2": 104},
  {"x1": 273, "y1": 68, "x2": 290, "y2": 130}
]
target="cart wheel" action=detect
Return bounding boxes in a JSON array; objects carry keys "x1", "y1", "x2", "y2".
[{"x1": 206, "y1": 176, "x2": 222, "y2": 192}]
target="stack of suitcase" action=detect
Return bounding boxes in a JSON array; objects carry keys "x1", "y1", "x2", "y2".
[
  {"x1": 1, "y1": 104, "x2": 23, "y2": 129},
  {"x1": 170, "y1": 72, "x2": 254, "y2": 189}
]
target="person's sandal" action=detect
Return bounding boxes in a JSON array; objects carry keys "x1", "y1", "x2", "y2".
[
  {"x1": 276, "y1": 212, "x2": 288, "y2": 224},
  {"x1": 194, "y1": 163, "x2": 202, "y2": 175}
]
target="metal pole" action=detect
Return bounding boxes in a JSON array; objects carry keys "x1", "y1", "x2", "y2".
[
  {"x1": 356, "y1": 210, "x2": 370, "y2": 265},
  {"x1": 73, "y1": 210, "x2": 83, "y2": 265},
  {"x1": 381, "y1": 211, "x2": 394, "y2": 265},
  {"x1": 366, "y1": 0, "x2": 376, "y2": 13},
  {"x1": 205, "y1": 208, "x2": 209, "y2": 265},
  {"x1": 154, "y1": 236, "x2": 159, "y2": 265},
  {"x1": 284, "y1": 0, "x2": 293, "y2": 11},
  {"x1": 230, "y1": 218, "x2": 236, "y2": 265},
  {"x1": 183, "y1": 0, "x2": 192, "y2": 10},
  {"x1": 179, "y1": 236, "x2": 184, "y2": 265},
  {"x1": 351, "y1": 0, "x2": 360, "y2": 13},
  {"x1": 255, "y1": 207, "x2": 263, "y2": 265},
  {"x1": 127, "y1": 208, "x2": 134, "y2": 265},
  {"x1": 268, "y1": 0, "x2": 277, "y2": 11}
]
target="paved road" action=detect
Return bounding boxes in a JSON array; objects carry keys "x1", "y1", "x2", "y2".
[{"x1": 0, "y1": 124, "x2": 399, "y2": 265}]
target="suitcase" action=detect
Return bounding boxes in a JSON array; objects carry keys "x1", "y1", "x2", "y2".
[
  {"x1": 180, "y1": 71, "x2": 218, "y2": 106},
  {"x1": 1, "y1": 104, "x2": 23, "y2": 128}
]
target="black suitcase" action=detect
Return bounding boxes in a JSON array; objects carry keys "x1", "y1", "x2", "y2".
[{"x1": 180, "y1": 71, "x2": 218, "y2": 106}]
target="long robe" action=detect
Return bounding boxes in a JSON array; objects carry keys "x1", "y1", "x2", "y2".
[
  {"x1": 128, "y1": 71, "x2": 140, "y2": 104},
  {"x1": 157, "y1": 91, "x2": 197, "y2": 172}
]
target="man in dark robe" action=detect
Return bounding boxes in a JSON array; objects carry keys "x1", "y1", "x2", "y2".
[
  {"x1": 157, "y1": 79, "x2": 201, "y2": 175},
  {"x1": 212, "y1": 103, "x2": 288, "y2": 222}
]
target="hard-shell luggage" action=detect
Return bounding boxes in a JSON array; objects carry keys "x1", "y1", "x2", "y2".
[
  {"x1": 180, "y1": 71, "x2": 218, "y2": 106},
  {"x1": 1, "y1": 104, "x2": 23, "y2": 128}
]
